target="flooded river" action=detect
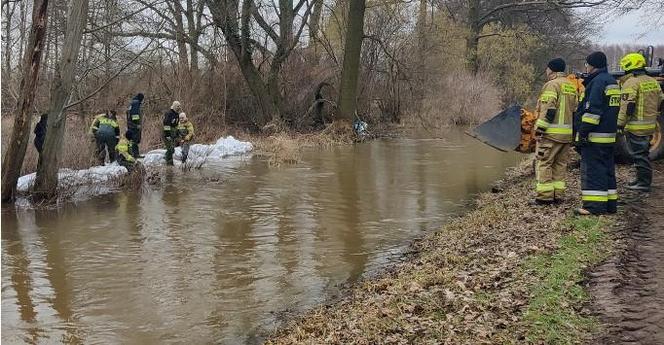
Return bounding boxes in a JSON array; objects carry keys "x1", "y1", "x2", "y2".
[{"x1": 2, "y1": 132, "x2": 520, "y2": 344}]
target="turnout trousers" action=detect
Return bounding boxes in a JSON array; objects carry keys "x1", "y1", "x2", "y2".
[
  {"x1": 127, "y1": 127, "x2": 142, "y2": 158},
  {"x1": 579, "y1": 144, "x2": 617, "y2": 214},
  {"x1": 95, "y1": 135, "x2": 117, "y2": 164},
  {"x1": 627, "y1": 132, "x2": 652, "y2": 187},
  {"x1": 163, "y1": 135, "x2": 175, "y2": 165},
  {"x1": 535, "y1": 138, "x2": 571, "y2": 201}
]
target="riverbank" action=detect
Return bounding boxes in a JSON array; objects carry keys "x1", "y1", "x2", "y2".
[{"x1": 267, "y1": 157, "x2": 636, "y2": 344}]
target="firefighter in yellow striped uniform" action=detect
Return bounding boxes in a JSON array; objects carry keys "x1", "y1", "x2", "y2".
[
  {"x1": 617, "y1": 53, "x2": 664, "y2": 192},
  {"x1": 89, "y1": 111, "x2": 120, "y2": 164},
  {"x1": 532, "y1": 58, "x2": 579, "y2": 205},
  {"x1": 116, "y1": 131, "x2": 136, "y2": 172}
]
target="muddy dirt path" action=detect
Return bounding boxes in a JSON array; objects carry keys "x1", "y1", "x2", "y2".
[{"x1": 589, "y1": 161, "x2": 664, "y2": 344}]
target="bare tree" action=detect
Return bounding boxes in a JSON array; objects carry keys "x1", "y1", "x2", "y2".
[
  {"x1": 447, "y1": 0, "x2": 610, "y2": 73},
  {"x1": 1, "y1": 0, "x2": 49, "y2": 202},
  {"x1": 337, "y1": 0, "x2": 366, "y2": 122},
  {"x1": 207, "y1": 0, "x2": 315, "y2": 128},
  {"x1": 33, "y1": 0, "x2": 90, "y2": 199}
]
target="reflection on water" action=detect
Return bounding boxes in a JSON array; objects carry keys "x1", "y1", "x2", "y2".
[{"x1": 2, "y1": 133, "x2": 520, "y2": 344}]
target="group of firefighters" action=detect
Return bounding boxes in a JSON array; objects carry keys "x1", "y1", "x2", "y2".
[
  {"x1": 534, "y1": 51, "x2": 664, "y2": 215},
  {"x1": 33, "y1": 97, "x2": 195, "y2": 171},
  {"x1": 75, "y1": 95, "x2": 195, "y2": 171},
  {"x1": 31, "y1": 51, "x2": 661, "y2": 215}
]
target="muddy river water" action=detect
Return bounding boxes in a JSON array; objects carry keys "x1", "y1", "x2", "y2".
[{"x1": 2, "y1": 132, "x2": 520, "y2": 344}]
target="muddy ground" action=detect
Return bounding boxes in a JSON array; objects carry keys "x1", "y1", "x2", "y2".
[{"x1": 588, "y1": 161, "x2": 664, "y2": 344}]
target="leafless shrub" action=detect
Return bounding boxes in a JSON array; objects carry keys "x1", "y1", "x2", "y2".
[{"x1": 412, "y1": 71, "x2": 502, "y2": 128}]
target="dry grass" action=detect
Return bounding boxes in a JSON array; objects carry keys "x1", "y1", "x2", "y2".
[
  {"x1": 1, "y1": 115, "x2": 100, "y2": 174},
  {"x1": 410, "y1": 71, "x2": 503, "y2": 128},
  {"x1": 267, "y1": 158, "x2": 623, "y2": 345},
  {"x1": 251, "y1": 120, "x2": 356, "y2": 166},
  {"x1": 253, "y1": 133, "x2": 302, "y2": 167}
]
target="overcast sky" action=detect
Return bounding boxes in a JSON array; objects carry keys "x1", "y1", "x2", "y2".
[{"x1": 593, "y1": 8, "x2": 664, "y2": 45}]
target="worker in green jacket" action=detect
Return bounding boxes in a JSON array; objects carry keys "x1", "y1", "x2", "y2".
[
  {"x1": 177, "y1": 112, "x2": 195, "y2": 163},
  {"x1": 90, "y1": 111, "x2": 120, "y2": 164}
]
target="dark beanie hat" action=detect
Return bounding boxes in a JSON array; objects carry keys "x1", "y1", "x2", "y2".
[
  {"x1": 547, "y1": 58, "x2": 566, "y2": 72},
  {"x1": 586, "y1": 51, "x2": 607, "y2": 69},
  {"x1": 136, "y1": 93, "x2": 145, "y2": 101}
]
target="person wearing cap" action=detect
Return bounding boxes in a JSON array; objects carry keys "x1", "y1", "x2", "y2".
[
  {"x1": 617, "y1": 53, "x2": 664, "y2": 192},
  {"x1": 176, "y1": 112, "x2": 195, "y2": 163},
  {"x1": 126, "y1": 93, "x2": 145, "y2": 158},
  {"x1": 532, "y1": 58, "x2": 579, "y2": 205},
  {"x1": 574, "y1": 51, "x2": 620, "y2": 215},
  {"x1": 163, "y1": 101, "x2": 181, "y2": 165}
]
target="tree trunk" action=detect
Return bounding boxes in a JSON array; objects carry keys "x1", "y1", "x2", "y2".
[
  {"x1": 279, "y1": 0, "x2": 294, "y2": 49},
  {"x1": 32, "y1": 0, "x2": 89, "y2": 200},
  {"x1": 18, "y1": 0, "x2": 27, "y2": 65},
  {"x1": 309, "y1": 0, "x2": 323, "y2": 56},
  {"x1": 4, "y1": 2, "x2": 15, "y2": 83},
  {"x1": 0, "y1": 0, "x2": 50, "y2": 203},
  {"x1": 416, "y1": 0, "x2": 427, "y2": 57},
  {"x1": 337, "y1": 0, "x2": 366, "y2": 122},
  {"x1": 172, "y1": 1, "x2": 191, "y2": 93},
  {"x1": 466, "y1": 0, "x2": 481, "y2": 74},
  {"x1": 186, "y1": 0, "x2": 200, "y2": 76},
  {"x1": 236, "y1": 57, "x2": 280, "y2": 127}
]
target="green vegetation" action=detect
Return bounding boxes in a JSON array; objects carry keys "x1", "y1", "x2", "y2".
[{"x1": 523, "y1": 216, "x2": 614, "y2": 344}]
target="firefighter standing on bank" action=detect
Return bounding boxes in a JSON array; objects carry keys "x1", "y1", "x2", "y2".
[
  {"x1": 617, "y1": 53, "x2": 664, "y2": 192},
  {"x1": 574, "y1": 51, "x2": 620, "y2": 215},
  {"x1": 90, "y1": 111, "x2": 120, "y2": 164},
  {"x1": 126, "y1": 93, "x2": 144, "y2": 158},
  {"x1": 532, "y1": 58, "x2": 579, "y2": 205},
  {"x1": 163, "y1": 101, "x2": 181, "y2": 165}
]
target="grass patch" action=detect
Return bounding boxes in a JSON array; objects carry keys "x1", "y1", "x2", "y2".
[{"x1": 523, "y1": 216, "x2": 613, "y2": 345}]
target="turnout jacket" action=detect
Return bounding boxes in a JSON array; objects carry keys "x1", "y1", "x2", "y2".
[{"x1": 574, "y1": 68, "x2": 620, "y2": 145}]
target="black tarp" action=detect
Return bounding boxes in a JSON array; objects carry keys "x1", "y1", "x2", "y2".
[{"x1": 466, "y1": 105, "x2": 522, "y2": 152}]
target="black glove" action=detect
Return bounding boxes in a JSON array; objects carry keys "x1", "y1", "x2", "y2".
[{"x1": 535, "y1": 127, "x2": 545, "y2": 138}]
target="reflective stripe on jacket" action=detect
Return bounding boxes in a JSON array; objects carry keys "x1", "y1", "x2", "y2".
[
  {"x1": 90, "y1": 114, "x2": 120, "y2": 139},
  {"x1": 126, "y1": 97, "x2": 143, "y2": 130},
  {"x1": 116, "y1": 138, "x2": 135, "y2": 163},
  {"x1": 574, "y1": 68, "x2": 619, "y2": 145},
  {"x1": 618, "y1": 71, "x2": 663, "y2": 136},
  {"x1": 535, "y1": 72, "x2": 579, "y2": 143},
  {"x1": 163, "y1": 109, "x2": 179, "y2": 137}
]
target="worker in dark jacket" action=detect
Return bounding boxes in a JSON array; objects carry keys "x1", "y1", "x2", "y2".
[
  {"x1": 163, "y1": 101, "x2": 181, "y2": 165},
  {"x1": 126, "y1": 93, "x2": 144, "y2": 158},
  {"x1": 90, "y1": 111, "x2": 120, "y2": 164},
  {"x1": 574, "y1": 51, "x2": 620, "y2": 215},
  {"x1": 33, "y1": 113, "x2": 48, "y2": 155}
]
